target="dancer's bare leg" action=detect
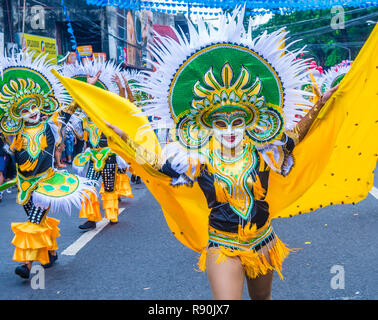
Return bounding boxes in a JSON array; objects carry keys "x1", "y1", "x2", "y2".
[
  {"x1": 246, "y1": 244, "x2": 274, "y2": 300},
  {"x1": 206, "y1": 247, "x2": 245, "y2": 300},
  {"x1": 246, "y1": 271, "x2": 273, "y2": 300}
]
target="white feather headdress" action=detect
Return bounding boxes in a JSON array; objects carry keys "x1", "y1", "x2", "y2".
[{"x1": 140, "y1": 7, "x2": 313, "y2": 138}]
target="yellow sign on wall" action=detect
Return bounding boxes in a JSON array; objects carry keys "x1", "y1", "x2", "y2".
[{"x1": 17, "y1": 33, "x2": 58, "y2": 63}]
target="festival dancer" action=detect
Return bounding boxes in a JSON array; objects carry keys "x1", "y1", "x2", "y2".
[
  {"x1": 62, "y1": 60, "x2": 133, "y2": 230},
  {"x1": 0, "y1": 51, "x2": 99, "y2": 279},
  {"x1": 54, "y1": 8, "x2": 378, "y2": 299}
]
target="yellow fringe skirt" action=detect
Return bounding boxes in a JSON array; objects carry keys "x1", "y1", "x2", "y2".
[
  {"x1": 116, "y1": 173, "x2": 133, "y2": 198},
  {"x1": 79, "y1": 173, "x2": 130, "y2": 223},
  {"x1": 11, "y1": 216, "x2": 60, "y2": 265},
  {"x1": 100, "y1": 189, "x2": 119, "y2": 222},
  {"x1": 98, "y1": 181, "x2": 118, "y2": 222},
  {"x1": 79, "y1": 189, "x2": 102, "y2": 222},
  {"x1": 197, "y1": 221, "x2": 291, "y2": 280}
]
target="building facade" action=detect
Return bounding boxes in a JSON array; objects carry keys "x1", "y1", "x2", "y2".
[{"x1": 0, "y1": 0, "x2": 187, "y2": 69}]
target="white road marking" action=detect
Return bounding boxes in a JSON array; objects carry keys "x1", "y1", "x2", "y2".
[
  {"x1": 61, "y1": 207, "x2": 126, "y2": 256},
  {"x1": 370, "y1": 186, "x2": 378, "y2": 199}
]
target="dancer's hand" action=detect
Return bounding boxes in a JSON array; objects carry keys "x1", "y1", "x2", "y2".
[
  {"x1": 112, "y1": 74, "x2": 123, "y2": 89},
  {"x1": 87, "y1": 71, "x2": 102, "y2": 85},
  {"x1": 321, "y1": 84, "x2": 339, "y2": 104},
  {"x1": 112, "y1": 74, "x2": 126, "y2": 98},
  {"x1": 105, "y1": 121, "x2": 127, "y2": 141},
  {"x1": 121, "y1": 74, "x2": 129, "y2": 86},
  {"x1": 292, "y1": 84, "x2": 340, "y2": 143},
  {"x1": 121, "y1": 74, "x2": 135, "y2": 102}
]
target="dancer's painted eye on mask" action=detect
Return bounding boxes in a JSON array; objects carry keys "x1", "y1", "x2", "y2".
[
  {"x1": 212, "y1": 117, "x2": 246, "y2": 132},
  {"x1": 231, "y1": 118, "x2": 245, "y2": 128},
  {"x1": 213, "y1": 120, "x2": 228, "y2": 130},
  {"x1": 20, "y1": 108, "x2": 30, "y2": 116},
  {"x1": 20, "y1": 104, "x2": 38, "y2": 116}
]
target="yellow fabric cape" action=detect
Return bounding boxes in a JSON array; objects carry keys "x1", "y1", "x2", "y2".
[{"x1": 52, "y1": 24, "x2": 378, "y2": 253}]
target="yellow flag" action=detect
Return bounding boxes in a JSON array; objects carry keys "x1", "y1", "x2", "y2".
[{"x1": 266, "y1": 24, "x2": 378, "y2": 218}]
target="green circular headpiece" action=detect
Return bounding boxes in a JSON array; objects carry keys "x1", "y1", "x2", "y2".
[
  {"x1": 0, "y1": 64, "x2": 62, "y2": 135},
  {"x1": 169, "y1": 44, "x2": 286, "y2": 149}
]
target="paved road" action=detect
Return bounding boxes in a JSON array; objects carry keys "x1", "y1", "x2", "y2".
[{"x1": 0, "y1": 167, "x2": 377, "y2": 300}]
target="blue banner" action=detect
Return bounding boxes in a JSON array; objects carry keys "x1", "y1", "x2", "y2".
[{"x1": 85, "y1": 0, "x2": 378, "y2": 15}]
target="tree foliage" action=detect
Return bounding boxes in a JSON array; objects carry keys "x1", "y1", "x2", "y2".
[{"x1": 249, "y1": 7, "x2": 378, "y2": 68}]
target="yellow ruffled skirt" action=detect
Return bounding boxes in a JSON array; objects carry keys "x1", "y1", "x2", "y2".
[
  {"x1": 79, "y1": 173, "x2": 131, "y2": 223},
  {"x1": 116, "y1": 172, "x2": 133, "y2": 198},
  {"x1": 97, "y1": 172, "x2": 133, "y2": 222},
  {"x1": 11, "y1": 216, "x2": 60, "y2": 265},
  {"x1": 79, "y1": 189, "x2": 102, "y2": 222},
  {"x1": 198, "y1": 221, "x2": 291, "y2": 280},
  {"x1": 97, "y1": 181, "x2": 118, "y2": 222},
  {"x1": 100, "y1": 189, "x2": 119, "y2": 222}
]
